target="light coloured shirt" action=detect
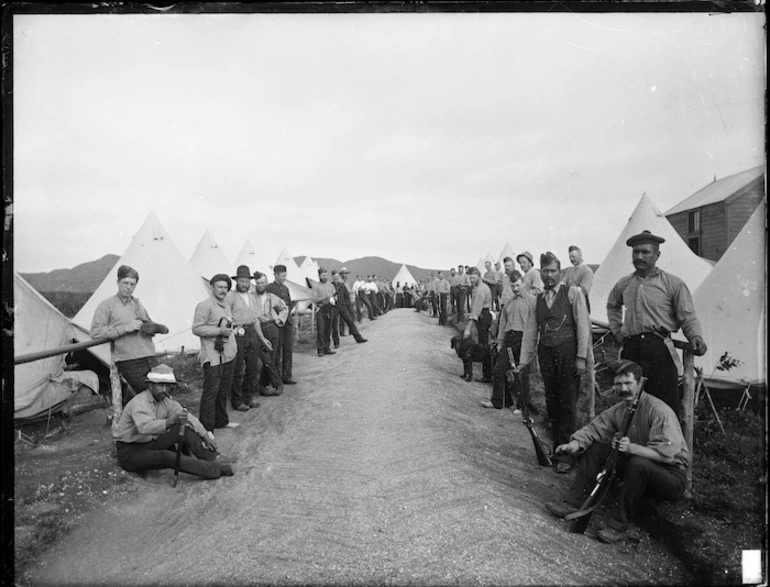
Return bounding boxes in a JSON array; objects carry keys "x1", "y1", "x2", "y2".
[
  {"x1": 570, "y1": 392, "x2": 690, "y2": 470},
  {"x1": 254, "y1": 291, "x2": 288, "y2": 325},
  {"x1": 562, "y1": 263, "x2": 594, "y2": 294},
  {"x1": 496, "y1": 291, "x2": 535, "y2": 344},
  {"x1": 519, "y1": 283, "x2": 590, "y2": 366},
  {"x1": 437, "y1": 278, "x2": 451, "y2": 294},
  {"x1": 90, "y1": 295, "x2": 156, "y2": 362},
  {"x1": 500, "y1": 272, "x2": 514, "y2": 306},
  {"x1": 448, "y1": 274, "x2": 460, "y2": 287},
  {"x1": 607, "y1": 268, "x2": 703, "y2": 342},
  {"x1": 483, "y1": 269, "x2": 498, "y2": 286},
  {"x1": 225, "y1": 290, "x2": 259, "y2": 326},
  {"x1": 522, "y1": 268, "x2": 544, "y2": 295},
  {"x1": 352, "y1": 279, "x2": 365, "y2": 293},
  {"x1": 113, "y1": 390, "x2": 208, "y2": 444},
  {"x1": 192, "y1": 296, "x2": 237, "y2": 366},
  {"x1": 456, "y1": 273, "x2": 471, "y2": 288},
  {"x1": 312, "y1": 280, "x2": 337, "y2": 306},
  {"x1": 469, "y1": 281, "x2": 493, "y2": 321}
]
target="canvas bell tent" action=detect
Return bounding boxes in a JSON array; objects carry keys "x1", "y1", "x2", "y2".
[
  {"x1": 692, "y1": 203, "x2": 766, "y2": 390},
  {"x1": 233, "y1": 239, "x2": 275, "y2": 276},
  {"x1": 14, "y1": 273, "x2": 104, "y2": 420},
  {"x1": 392, "y1": 264, "x2": 417, "y2": 287},
  {"x1": 73, "y1": 212, "x2": 211, "y2": 353},
  {"x1": 590, "y1": 193, "x2": 714, "y2": 328},
  {"x1": 190, "y1": 230, "x2": 231, "y2": 281},
  {"x1": 497, "y1": 242, "x2": 516, "y2": 266}
]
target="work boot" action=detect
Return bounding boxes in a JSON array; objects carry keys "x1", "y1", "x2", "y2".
[
  {"x1": 597, "y1": 526, "x2": 628, "y2": 544},
  {"x1": 247, "y1": 397, "x2": 261, "y2": 408},
  {"x1": 219, "y1": 463, "x2": 234, "y2": 477},
  {"x1": 545, "y1": 501, "x2": 579, "y2": 519},
  {"x1": 233, "y1": 403, "x2": 250, "y2": 411}
]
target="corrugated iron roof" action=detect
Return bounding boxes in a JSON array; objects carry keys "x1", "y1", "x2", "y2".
[{"x1": 665, "y1": 166, "x2": 764, "y2": 215}]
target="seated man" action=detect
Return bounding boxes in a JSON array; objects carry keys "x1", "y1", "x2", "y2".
[
  {"x1": 545, "y1": 360, "x2": 688, "y2": 544},
  {"x1": 113, "y1": 364, "x2": 236, "y2": 480}
]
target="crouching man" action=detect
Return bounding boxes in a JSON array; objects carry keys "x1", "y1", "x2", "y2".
[
  {"x1": 545, "y1": 360, "x2": 688, "y2": 544},
  {"x1": 113, "y1": 364, "x2": 235, "y2": 480}
]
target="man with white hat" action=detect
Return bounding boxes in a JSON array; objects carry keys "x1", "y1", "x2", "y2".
[
  {"x1": 113, "y1": 364, "x2": 235, "y2": 479},
  {"x1": 516, "y1": 251, "x2": 544, "y2": 296}
]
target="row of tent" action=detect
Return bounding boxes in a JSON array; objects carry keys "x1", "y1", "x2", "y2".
[{"x1": 14, "y1": 194, "x2": 766, "y2": 419}]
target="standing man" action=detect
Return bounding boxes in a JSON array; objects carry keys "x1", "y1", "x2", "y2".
[
  {"x1": 448, "y1": 268, "x2": 459, "y2": 315},
  {"x1": 312, "y1": 267, "x2": 337, "y2": 357},
  {"x1": 455, "y1": 265, "x2": 471, "y2": 323},
  {"x1": 494, "y1": 262, "x2": 505, "y2": 311},
  {"x1": 465, "y1": 267, "x2": 494, "y2": 382},
  {"x1": 113, "y1": 364, "x2": 235, "y2": 480},
  {"x1": 482, "y1": 261, "x2": 499, "y2": 312},
  {"x1": 427, "y1": 272, "x2": 438, "y2": 318},
  {"x1": 482, "y1": 270, "x2": 533, "y2": 411},
  {"x1": 607, "y1": 230, "x2": 707, "y2": 417},
  {"x1": 518, "y1": 252, "x2": 590, "y2": 473},
  {"x1": 225, "y1": 265, "x2": 270, "y2": 411},
  {"x1": 562, "y1": 245, "x2": 594, "y2": 302},
  {"x1": 266, "y1": 264, "x2": 297, "y2": 386},
  {"x1": 91, "y1": 265, "x2": 168, "y2": 405},
  {"x1": 499, "y1": 256, "x2": 517, "y2": 307},
  {"x1": 436, "y1": 271, "x2": 451, "y2": 326},
  {"x1": 352, "y1": 274, "x2": 366, "y2": 321},
  {"x1": 330, "y1": 270, "x2": 343, "y2": 348},
  {"x1": 359, "y1": 275, "x2": 376, "y2": 320},
  {"x1": 517, "y1": 251, "x2": 544, "y2": 296},
  {"x1": 253, "y1": 271, "x2": 287, "y2": 396},
  {"x1": 546, "y1": 360, "x2": 689, "y2": 544},
  {"x1": 192, "y1": 274, "x2": 239, "y2": 432},
  {"x1": 333, "y1": 268, "x2": 368, "y2": 344}
]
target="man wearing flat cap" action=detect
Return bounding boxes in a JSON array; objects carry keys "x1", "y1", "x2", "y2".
[
  {"x1": 517, "y1": 251, "x2": 545, "y2": 296},
  {"x1": 113, "y1": 364, "x2": 235, "y2": 480},
  {"x1": 545, "y1": 360, "x2": 688, "y2": 544},
  {"x1": 266, "y1": 264, "x2": 297, "y2": 385},
  {"x1": 607, "y1": 230, "x2": 707, "y2": 418},
  {"x1": 333, "y1": 267, "x2": 368, "y2": 345},
  {"x1": 225, "y1": 265, "x2": 272, "y2": 411},
  {"x1": 311, "y1": 267, "x2": 337, "y2": 357},
  {"x1": 91, "y1": 265, "x2": 169, "y2": 405},
  {"x1": 518, "y1": 252, "x2": 591, "y2": 473},
  {"x1": 192, "y1": 274, "x2": 239, "y2": 432}
]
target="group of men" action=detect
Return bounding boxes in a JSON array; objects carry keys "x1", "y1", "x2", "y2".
[
  {"x1": 310, "y1": 267, "x2": 369, "y2": 356},
  {"x1": 432, "y1": 231, "x2": 706, "y2": 543},
  {"x1": 350, "y1": 274, "x2": 398, "y2": 319}
]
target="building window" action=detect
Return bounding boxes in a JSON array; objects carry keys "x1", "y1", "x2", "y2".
[
  {"x1": 688, "y1": 209, "x2": 701, "y2": 233},
  {"x1": 688, "y1": 236, "x2": 700, "y2": 255}
]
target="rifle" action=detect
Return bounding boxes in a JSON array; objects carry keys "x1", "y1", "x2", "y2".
[
  {"x1": 565, "y1": 376, "x2": 647, "y2": 533},
  {"x1": 172, "y1": 408, "x2": 187, "y2": 488},
  {"x1": 506, "y1": 348, "x2": 552, "y2": 467}
]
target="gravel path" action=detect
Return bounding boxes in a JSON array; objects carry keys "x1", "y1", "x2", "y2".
[{"x1": 28, "y1": 309, "x2": 690, "y2": 586}]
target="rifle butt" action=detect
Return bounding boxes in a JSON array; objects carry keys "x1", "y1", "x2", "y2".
[{"x1": 569, "y1": 514, "x2": 591, "y2": 534}]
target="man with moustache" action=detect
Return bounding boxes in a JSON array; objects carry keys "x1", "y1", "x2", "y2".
[
  {"x1": 464, "y1": 267, "x2": 494, "y2": 382},
  {"x1": 253, "y1": 271, "x2": 287, "y2": 396},
  {"x1": 266, "y1": 264, "x2": 297, "y2": 385},
  {"x1": 518, "y1": 252, "x2": 590, "y2": 473},
  {"x1": 192, "y1": 274, "x2": 240, "y2": 432},
  {"x1": 499, "y1": 256, "x2": 517, "y2": 307},
  {"x1": 562, "y1": 245, "x2": 594, "y2": 297},
  {"x1": 312, "y1": 267, "x2": 338, "y2": 356},
  {"x1": 545, "y1": 360, "x2": 689, "y2": 545},
  {"x1": 607, "y1": 231, "x2": 707, "y2": 417},
  {"x1": 436, "y1": 271, "x2": 451, "y2": 326},
  {"x1": 517, "y1": 251, "x2": 544, "y2": 296},
  {"x1": 482, "y1": 260, "x2": 499, "y2": 311}
]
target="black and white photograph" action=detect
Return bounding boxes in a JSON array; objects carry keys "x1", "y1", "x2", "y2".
[{"x1": 7, "y1": 4, "x2": 766, "y2": 586}]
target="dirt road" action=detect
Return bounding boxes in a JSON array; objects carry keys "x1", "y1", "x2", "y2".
[{"x1": 28, "y1": 309, "x2": 690, "y2": 586}]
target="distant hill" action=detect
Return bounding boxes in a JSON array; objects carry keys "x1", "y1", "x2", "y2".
[
  {"x1": 21, "y1": 254, "x2": 120, "y2": 293},
  {"x1": 294, "y1": 256, "x2": 443, "y2": 282}
]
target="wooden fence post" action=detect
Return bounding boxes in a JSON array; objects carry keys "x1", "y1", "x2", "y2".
[
  {"x1": 109, "y1": 361, "x2": 122, "y2": 457},
  {"x1": 682, "y1": 348, "x2": 696, "y2": 495}
]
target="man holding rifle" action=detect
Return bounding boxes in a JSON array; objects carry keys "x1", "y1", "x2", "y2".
[{"x1": 545, "y1": 360, "x2": 689, "y2": 544}]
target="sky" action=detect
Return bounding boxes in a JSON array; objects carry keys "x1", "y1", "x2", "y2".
[{"x1": 13, "y1": 10, "x2": 765, "y2": 273}]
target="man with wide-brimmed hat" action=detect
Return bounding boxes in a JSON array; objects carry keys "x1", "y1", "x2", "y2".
[
  {"x1": 516, "y1": 251, "x2": 544, "y2": 296},
  {"x1": 253, "y1": 271, "x2": 287, "y2": 396},
  {"x1": 91, "y1": 264, "x2": 169, "y2": 405},
  {"x1": 607, "y1": 230, "x2": 707, "y2": 417},
  {"x1": 225, "y1": 265, "x2": 272, "y2": 411},
  {"x1": 193, "y1": 274, "x2": 239, "y2": 432},
  {"x1": 518, "y1": 252, "x2": 591, "y2": 474},
  {"x1": 113, "y1": 364, "x2": 236, "y2": 480},
  {"x1": 266, "y1": 264, "x2": 297, "y2": 385}
]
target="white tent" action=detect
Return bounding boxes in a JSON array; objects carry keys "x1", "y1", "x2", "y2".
[
  {"x1": 189, "y1": 230, "x2": 230, "y2": 281},
  {"x1": 274, "y1": 248, "x2": 303, "y2": 283},
  {"x1": 233, "y1": 239, "x2": 274, "y2": 276},
  {"x1": 392, "y1": 264, "x2": 417, "y2": 287},
  {"x1": 297, "y1": 255, "x2": 320, "y2": 286},
  {"x1": 483, "y1": 251, "x2": 496, "y2": 266},
  {"x1": 692, "y1": 203, "x2": 766, "y2": 389},
  {"x1": 497, "y1": 242, "x2": 516, "y2": 266},
  {"x1": 590, "y1": 193, "x2": 714, "y2": 326},
  {"x1": 14, "y1": 273, "x2": 103, "y2": 420},
  {"x1": 73, "y1": 212, "x2": 212, "y2": 353},
  {"x1": 475, "y1": 258, "x2": 486, "y2": 274}
]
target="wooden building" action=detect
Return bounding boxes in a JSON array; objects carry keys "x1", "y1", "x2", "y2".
[{"x1": 665, "y1": 166, "x2": 765, "y2": 262}]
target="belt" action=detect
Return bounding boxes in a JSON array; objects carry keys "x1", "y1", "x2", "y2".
[
  {"x1": 260, "y1": 320, "x2": 277, "y2": 327},
  {"x1": 625, "y1": 332, "x2": 664, "y2": 342}
]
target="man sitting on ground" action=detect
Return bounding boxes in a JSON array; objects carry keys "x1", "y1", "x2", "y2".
[
  {"x1": 545, "y1": 360, "x2": 688, "y2": 544},
  {"x1": 113, "y1": 364, "x2": 235, "y2": 480}
]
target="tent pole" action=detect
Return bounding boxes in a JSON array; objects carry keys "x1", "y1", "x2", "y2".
[
  {"x1": 110, "y1": 361, "x2": 122, "y2": 457},
  {"x1": 587, "y1": 344, "x2": 596, "y2": 420},
  {"x1": 682, "y1": 349, "x2": 695, "y2": 495}
]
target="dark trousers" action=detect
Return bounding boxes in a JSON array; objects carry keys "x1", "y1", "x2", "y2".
[
  {"x1": 368, "y1": 292, "x2": 381, "y2": 317},
  {"x1": 317, "y1": 305, "x2": 333, "y2": 353},
  {"x1": 354, "y1": 293, "x2": 363, "y2": 321},
  {"x1": 438, "y1": 293, "x2": 449, "y2": 325},
  {"x1": 231, "y1": 328, "x2": 260, "y2": 407},
  {"x1": 331, "y1": 306, "x2": 341, "y2": 344},
  {"x1": 275, "y1": 322, "x2": 294, "y2": 381},
  {"x1": 116, "y1": 424, "x2": 224, "y2": 479},
  {"x1": 538, "y1": 339, "x2": 579, "y2": 451},
  {"x1": 404, "y1": 292, "x2": 413, "y2": 308},
  {"x1": 396, "y1": 293, "x2": 403, "y2": 308},
  {"x1": 429, "y1": 292, "x2": 438, "y2": 317},
  {"x1": 491, "y1": 331, "x2": 529, "y2": 409},
  {"x1": 566, "y1": 443, "x2": 687, "y2": 523},
  {"x1": 621, "y1": 336, "x2": 680, "y2": 418},
  {"x1": 337, "y1": 305, "x2": 365, "y2": 342},
  {"x1": 116, "y1": 356, "x2": 159, "y2": 405},
  {"x1": 455, "y1": 288, "x2": 467, "y2": 322},
  {"x1": 199, "y1": 359, "x2": 235, "y2": 432},
  {"x1": 258, "y1": 322, "x2": 283, "y2": 388},
  {"x1": 475, "y1": 309, "x2": 493, "y2": 378},
  {"x1": 359, "y1": 293, "x2": 374, "y2": 320}
]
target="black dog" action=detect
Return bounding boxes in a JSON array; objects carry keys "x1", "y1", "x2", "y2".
[{"x1": 451, "y1": 333, "x2": 492, "y2": 381}]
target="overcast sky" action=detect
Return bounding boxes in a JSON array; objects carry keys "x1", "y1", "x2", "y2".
[{"x1": 13, "y1": 11, "x2": 765, "y2": 273}]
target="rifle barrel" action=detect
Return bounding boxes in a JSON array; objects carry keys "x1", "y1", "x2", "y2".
[{"x1": 14, "y1": 337, "x2": 111, "y2": 366}]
